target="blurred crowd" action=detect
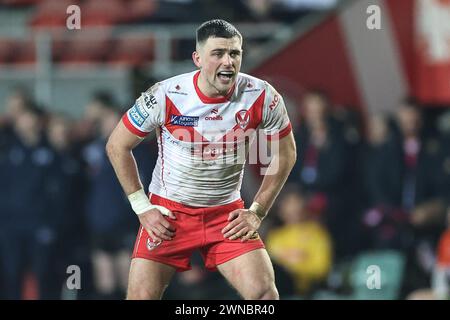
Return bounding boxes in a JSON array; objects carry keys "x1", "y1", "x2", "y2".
[
  {"x1": 0, "y1": 86, "x2": 449, "y2": 300},
  {"x1": 0, "y1": 88, "x2": 157, "y2": 299},
  {"x1": 279, "y1": 91, "x2": 450, "y2": 299},
  {"x1": 140, "y1": 0, "x2": 335, "y2": 24}
]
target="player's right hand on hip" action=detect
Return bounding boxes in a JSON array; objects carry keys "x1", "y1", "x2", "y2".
[{"x1": 138, "y1": 207, "x2": 177, "y2": 242}]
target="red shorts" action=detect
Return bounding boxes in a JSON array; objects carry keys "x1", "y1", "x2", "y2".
[{"x1": 132, "y1": 194, "x2": 265, "y2": 272}]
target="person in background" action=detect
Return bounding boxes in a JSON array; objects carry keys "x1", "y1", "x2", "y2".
[
  {"x1": 45, "y1": 113, "x2": 93, "y2": 299},
  {"x1": 361, "y1": 114, "x2": 414, "y2": 250},
  {"x1": 72, "y1": 91, "x2": 117, "y2": 148},
  {"x1": 362, "y1": 98, "x2": 447, "y2": 296},
  {"x1": 0, "y1": 88, "x2": 32, "y2": 150},
  {"x1": 394, "y1": 98, "x2": 448, "y2": 294},
  {"x1": 407, "y1": 206, "x2": 450, "y2": 300},
  {"x1": 290, "y1": 90, "x2": 358, "y2": 261},
  {"x1": 0, "y1": 105, "x2": 59, "y2": 299},
  {"x1": 266, "y1": 184, "x2": 332, "y2": 297},
  {"x1": 83, "y1": 107, "x2": 154, "y2": 299}
]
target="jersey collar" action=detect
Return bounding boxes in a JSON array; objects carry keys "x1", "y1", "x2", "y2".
[{"x1": 193, "y1": 70, "x2": 236, "y2": 104}]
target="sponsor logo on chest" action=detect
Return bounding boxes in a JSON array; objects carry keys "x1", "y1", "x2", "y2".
[{"x1": 170, "y1": 115, "x2": 199, "y2": 127}]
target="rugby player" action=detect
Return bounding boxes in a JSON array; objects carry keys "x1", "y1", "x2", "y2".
[{"x1": 106, "y1": 19, "x2": 297, "y2": 300}]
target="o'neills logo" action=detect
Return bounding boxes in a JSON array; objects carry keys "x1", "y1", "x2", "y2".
[
  {"x1": 205, "y1": 108, "x2": 222, "y2": 120},
  {"x1": 205, "y1": 115, "x2": 223, "y2": 120}
]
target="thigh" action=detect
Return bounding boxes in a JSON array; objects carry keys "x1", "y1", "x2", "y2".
[
  {"x1": 201, "y1": 200, "x2": 265, "y2": 271},
  {"x1": 127, "y1": 257, "x2": 176, "y2": 300},
  {"x1": 216, "y1": 248, "x2": 277, "y2": 299}
]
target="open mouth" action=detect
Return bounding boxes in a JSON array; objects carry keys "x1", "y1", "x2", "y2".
[{"x1": 217, "y1": 71, "x2": 234, "y2": 82}]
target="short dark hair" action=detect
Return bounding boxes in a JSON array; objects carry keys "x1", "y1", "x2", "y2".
[
  {"x1": 24, "y1": 103, "x2": 46, "y2": 118},
  {"x1": 398, "y1": 96, "x2": 423, "y2": 118},
  {"x1": 303, "y1": 88, "x2": 331, "y2": 112},
  {"x1": 196, "y1": 19, "x2": 242, "y2": 46},
  {"x1": 400, "y1": 96, "x2": 421, "y2": 110},
  {"x1": 90, "y1": 90, "x2": 117, "y2": 110}
]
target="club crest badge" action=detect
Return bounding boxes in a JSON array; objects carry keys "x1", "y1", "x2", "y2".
[
  {"x1": 146, "y1": 237, "x2": 162, "y2": 251},
  {"x1": 235, "y1": 109, "x2": 250, "y2": 129}
]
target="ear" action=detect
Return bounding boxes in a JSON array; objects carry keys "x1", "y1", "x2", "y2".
[{"x1": 192, "y1": 51, "x2": 201, "y2": 68}]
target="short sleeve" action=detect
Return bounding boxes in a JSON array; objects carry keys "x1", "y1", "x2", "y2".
[
  {"x1": 261, "y1": 82, "x2": 292, "y2": 141},
  {"x1": 122, "y1": 83, "x2": 165, "y2": 138}
]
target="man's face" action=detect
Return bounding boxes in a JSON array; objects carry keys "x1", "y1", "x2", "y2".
[
  {"x1": 15, "y1": 111, "x2": 41, "y2": 137},
  {"x1": 303, "y1": 94, "x2": 327, "y2": 127},
  {"x1": 193, "y1": 36, "x2": 242, "y2": 95},
  {"x1": 397, "y1": 105, "x2": 421, "y2": 136},
  {"x1": 279, "y1": 193, "x2": 307, "y2": 224}
]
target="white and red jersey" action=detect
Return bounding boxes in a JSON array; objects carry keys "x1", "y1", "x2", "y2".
[{"x1": 122, "y1": 70, "x2": 292, "y2": 207}]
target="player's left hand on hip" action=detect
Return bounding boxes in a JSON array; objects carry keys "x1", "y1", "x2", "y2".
[{"x1": 221, "y1": 209, "x2": 261, "y2": 242}]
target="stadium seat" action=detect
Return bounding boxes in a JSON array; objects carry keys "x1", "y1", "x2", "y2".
[
  {"x1": 107, "y1": 35, "x2": 155, "y2": 66},
  {"x1": 123, "y1": 0, "x2": 159, "y2": 24},
  {"x1": 314, "y1": 250, "x2": 406, "y2": 300},
  {"x1": 349, "y1": 250, "x2": 405, "y2": 300},
  {"x1": 80, "y1": 0, "x2": 126, "y2": 26},
  {"x1": 1, "y1": 0, "x2": 43, "y2": 6},
  {"x1": 58, "y1": 30, "x2": 112, "y2": 64},
  {"x1": 51, "y1": 38, "x2": 69, "y2": 63},
  {"x1": 13, "y1": 39, "x2": 36, "y2": 64},
  {"x1": 30, "y1": 0, "x2": 78, "y2": 28},
  {"x1": 0, "y1": 39, "x2": 15, "y2": 63}
]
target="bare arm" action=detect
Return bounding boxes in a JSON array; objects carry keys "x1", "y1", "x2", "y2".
[
  {"x1": 253, "y1": 131, "x2": 297, "y2": 215},
  {"x1": 222, "y1": 131, "x2": 297, "y2": 241},
  {"x1": 106, "y1": 120, "x2": 145, "y2": 195},
  {"x1": 106, "y1": 121, "x2": 176, "y2": 243}
]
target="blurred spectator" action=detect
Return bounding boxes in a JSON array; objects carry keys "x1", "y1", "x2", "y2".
[
  {"x1": 363, "y1": 115, "x2": 395, "y2": 207},
  {"x1": 44, "y1": 113, "x2": 94, "y2": 299},
  {"x1": 0, "y1": 105, "x2": 61, "y2": 299},
  {"x1": 82, "y1": 106, "x2": 154, "y2": 299},
  {"x1": 360, "y1": 114, "x2": 415, "y2": 250},
  {"x1": 82, "y1": 108, "x2": 131, "y2": 299},
  {"x1": 265, "y1": 185, "x2": 332, "y2": 297},
  {"x1": 395, "y1": 98, "x2": 426, "y2": 210},
  {"x1": 72, "y1": 91, "x2": 118, "y2": 147},
  {"x1": 394, "y1": 99, "x2": 448, "y2": 291},
  {"x1": 1, "y1": 87, "x2": 32, "y2": 124},
  {"x1": 239, "y1": 0, "x2": 273, "y2": 22},
  {"x1": 390, "y1": 98, "x2": 445, "y2": 210},
  {"x1": 360, "y1": 98, "x2": 448, "y2": 295},
  {"x1": 290, "y1": 90, "x2": 361, "y2": 261},
  {"x1": 0, "y1": 88, "x2": 34, "y2": 298},
  {"x1": 0, "y1": 88, "x2": 160, "y2": 300},
  {"x1": 432, "y1": 207, "x2": 450, "y2": 299},
  {"x1": 0, "y1": 88, "x2": 32, "y2": 149},
  {"x1": 407, "y1": 206, "x2": 450, "y2": 300},
  {"x1": 432, "y1": 109, "x2": 450, "y2": 206}
]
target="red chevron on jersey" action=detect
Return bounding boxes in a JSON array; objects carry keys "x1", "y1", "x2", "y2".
[{"x1": 122, "y1": 70, "x2": 292, "y2": 206}]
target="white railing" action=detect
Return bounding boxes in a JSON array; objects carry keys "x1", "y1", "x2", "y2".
[{"x1": 0, "y1": 23, "x2": 290, "y2": 109}]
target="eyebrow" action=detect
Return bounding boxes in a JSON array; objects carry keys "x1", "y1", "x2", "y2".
[{"x1": 211, "y1": 48, "x2": 242, "y2": 54}]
